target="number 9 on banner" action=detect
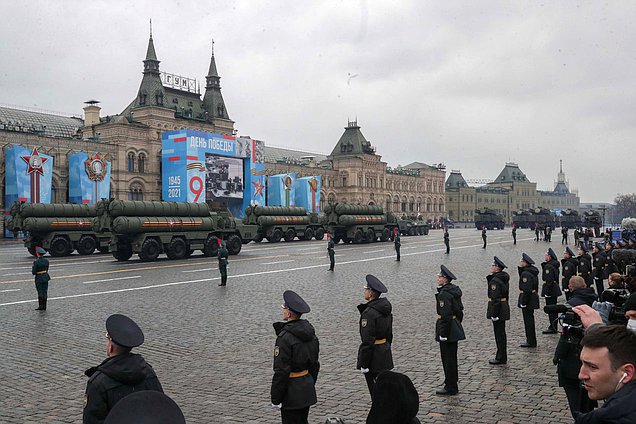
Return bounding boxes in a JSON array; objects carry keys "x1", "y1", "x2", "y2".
[{"x1": 190, "y1": 176, "x2": 203, "y2": 202}]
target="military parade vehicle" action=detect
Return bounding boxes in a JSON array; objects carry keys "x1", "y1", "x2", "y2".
[
  {"x1": 582, "y1": 210, "x2": 603, "y2": 237},
  {"x1": 558, "y1": 209, "x2": 582, "y2": 229},
  {"x1": 320, "y1": 203, "x2": 398, "y2": 244},
  {"x1": 94, "y1": 199, "x2": 257, "y2": 262},
  {"x1": 242, "y1": 205, "x2": 326, "y2": 243},
  {"x1": 529, "y1": 207, "x2": 557, "y2": 230},
  {"x1": 511, "y1": 209, "x2": 532, "y2": 228},
  {"x1": 474, "y1": 208, "x2": 505, "y2": 230},
  {"x1": 396, "y1": 215, "x2": 430, "y2": 236},
  {"x1": 8, "y1": 201, "x2": 110, "y2": 257}
]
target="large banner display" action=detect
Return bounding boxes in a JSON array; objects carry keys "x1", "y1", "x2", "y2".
[
  {"x1": 68, "y1": 152, "x2": 111, "y2": 205},
  {"x1": 4, "y1": 145, "x2": 53, "y2": 237},
  {"x1": 161, "y1": 130, "x2": 265, "y2": 217},
  {"x1": 267, "y1": 173, "x2": 296, "y2": 207},
  {"x1": 295, "y1": 176, "x2": 322, "y2": 213}
]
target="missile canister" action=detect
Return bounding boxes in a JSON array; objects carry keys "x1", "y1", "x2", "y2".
[
  {"x1": 108, "y1": 200, "x2": 211, "y2": 217},
  {"x1": 334, "y1": 204, "x2": 384, "y2": 215},
  {"x1": 338, "y1": 215, "x2": 387, "y2": 225},
  {"x1": 20, "y1": 203, "x2": 97, "y2": 217},
  {"x1": 22, "y1": 217, "x2": 96, "y2": 232},
  {"x1": 247, "y1": 206, "x2": 307, "y2": 217},
  {"x1": 256, "y1": 215, "x2": 310, "y2": 226},
  {"x1": 111, "y1": 216, "x2": 218, "y2": 233}
]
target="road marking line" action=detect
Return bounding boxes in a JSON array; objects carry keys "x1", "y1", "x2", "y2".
[
  {"x1": 0, "y1": 289, "x2": 21, "y2": 293},
  {"x1": 182, "y1": 268, "x2": 216, "y2": 273},
  {"x1": 364, "y1": 250, "x2": 385, "y2": 254},
  {"x1": 83, "y1": 276, "x2": 142, "y2": 284},
  {"x1": 260, "y1": 260, "x2": 295, "y2": 265}
]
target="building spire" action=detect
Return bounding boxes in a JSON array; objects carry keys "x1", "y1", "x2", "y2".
[
  {"x1": 150, "y1": 18, "x2": 152, "y2": 39},
  {"x1": 202, "y1": 38, "x2": 230, "y2": 121},
  {"x1": 143, "y1": 22, "x2": 160, "y2": 74}
]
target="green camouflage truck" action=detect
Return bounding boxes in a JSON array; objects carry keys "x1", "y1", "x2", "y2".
[
  {"x1": 320, "y1": 203, "x2": 398, "y2": 244},
  {"x1": 242, "y1": 205, "x2": 326, "y2": 242}
]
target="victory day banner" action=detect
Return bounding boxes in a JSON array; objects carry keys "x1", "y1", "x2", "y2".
[
  {"x1": 267, "y1": 173, "x2": 296, "y2": 207},
  {"x1": 295, "y1": 176, "x2": 322, "y2": 213},
  {"x1": 68, "y1": 152, "x2": 111, "y2": 205}
]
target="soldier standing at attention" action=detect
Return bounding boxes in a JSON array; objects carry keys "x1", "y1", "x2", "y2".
[
  {"x1": 271, "y1": 290, "x2": 320, "y2": 424},
  {"x1": 487, "y1": 257, "x2": 510, "y2": 365},
  {"x1": 561, "y1": 246, "x2": 578, "y2": 301},
  {"x1": 393, "y1": 229, "x2": 401, "y2": 261},
  {"x1": 217, "y1": 240, "x2": 229, "y2": 287},
  {"x1": 577, "y1": 244, "x2": 593, "y2": 288},
  {"x1": 357, "y1": 275, "x2": 393, "y2": 397},
  {"x1": 574, "y1": 228, "x2": 580, "y2": 246},
  {"x1": 481, "y1": 226, "x2": 487, "y2": 249},
  {"x1": 327, "y1": 233, "x2": 335, "y2": 271},
  {"x1": 83, "y1": 314, "x2": 163, "y2": 424},
  {"x1": 435, "y1": 265, "x2": 465, "y2": 395},
  {"x1": 512, "y1": 224, "x2": 517, "y2": 245},
  {"x1": 518, "y1": 253, "x2": 540, "y2": 348},
  {"x1": 443, "y1": 228, "x2": 450, "y2": 254},
  {"x1": 592, "y1": 242, "x2": 606, "y2": 297},
  {"x1": 562, "y1": 227, "x2": 569, "y2": 244},
  {"x1": 535, "y1": 224, "x2": 540, "y2": 242},
  {"x1": 32, "y1": 246, "x2": 50, "y2": 311},
  {"x1": 541, "y1": 248, "x2": 562, "y2": 334}
]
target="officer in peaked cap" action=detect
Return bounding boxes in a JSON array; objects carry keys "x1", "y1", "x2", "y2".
[
  {"x1": 357, "y1": 274, "x2": 393, "y2": 397},
  {"x1": 435, "y1": 265, "x2": 465, "y2": 395},
  {"x1": 83, "y1": 314, "x2": 163, "y2": 424},
  {"x1": 104, "y1": 391, "x2": 185, "y2": 424},
  {"x1": 562, "y1": 246, "x2": 578, "y2": 301},
  {"x1": 271, "y1": 291, "x2": 320, "y2": 423},
  {"x1": 592, "y1": 242, "x2": 607, "y2": 297},
  {"x1": 541, "y1": 248, "x2": 562, "y2": 334},
  {"x1": 487, "y1": 256, "x2": 510, "y2": 365},
  {"x1": 577, "y1": 243, "x2": 593, "y2": 288},
  {"x1": 32, "y1": 246, "x2": 50, "y2": 311},
  {"x1": 518, "y1": 253, "x2": 540, "y2": 347}
]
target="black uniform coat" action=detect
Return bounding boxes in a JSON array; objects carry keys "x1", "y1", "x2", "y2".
[
  {"x1": 577, "y1": 254, "x2": 593, "y2": 287},
  {"x1": 592, "y1": 251, "x2": 606, "y2": 280},
  {"x1": 574, "y1": 381, "x2": 636, "y2": 424},
  {"x1": 603, "y1": 252, "x2": 619, "y2": 279},
  {"x1": 561, "y1": 257, "x2": 578, "y2": 291},
  {"x1": 327, "y1": 239, "x2": 335, "y2": 257},
  {"x1": 435, "y1": 284, "x2": 465, "y2": 342},
  {"x1": 271, "y1": 319, "x2": 320, "y2": 410},
  {"x1": 517, "y1": 265, "x2": 540, "y2": 309},
  {"x1": 541, "y1": 259, "x2": 562, "y2": 298},
  {"x1": 83, "y1": 353, "x2": 163, "y2": 424},
  {"x1": 357, "y1": 298, "x2": 394, "y2": 372},
  {"x1": 217, "y1": 247, "x2": 229, "y2": 272},
  {"x1": 487, "y1": 271, "x2": 510, "y2": 320},
  {"x1": 32, "y1": 257, "x2": 50, "y2": 285}
]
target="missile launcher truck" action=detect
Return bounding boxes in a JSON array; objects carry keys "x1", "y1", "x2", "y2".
[
  {"x1": 512, "y1": 209, "x2": 532, "y2": 229},
  {"x1": 474, "y1": 208, "x2": 505, "y2": 230},
  {"x1": 8, "y1": 201, "x2": 110, "y2": 257},
  {"x1": 242, "y1": 205, "x2": 326, "y2": 243},
  {"x1": 94, "y1": 199, "x2": 257, "y2": 262},
  {"x1": 582, "y1": 210, "x2": 603, "y2": 237},
  {"x1": 559, "y1": 209, "x2": 582, "y2": 229},
  {"x1": 529, "y1": 207, "x2": 557, "y2": 231},
  {"x1": 320, "y1": 203, "x2": 398, "y2": 244}
]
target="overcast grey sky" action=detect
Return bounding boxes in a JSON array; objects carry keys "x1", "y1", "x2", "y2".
[{"x1": 1, "y1": 1, "x2": 634, "y2": 203}]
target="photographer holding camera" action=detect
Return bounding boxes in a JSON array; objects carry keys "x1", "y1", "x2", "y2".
[
  {"x1": 550, "y1": 276, "x2": 598, "y2": 417},
  {"x1": 592, "y1": 273, "x2": 630, "y2": 325}
]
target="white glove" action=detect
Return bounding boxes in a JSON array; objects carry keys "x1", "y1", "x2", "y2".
[
  {"x1": 360, "y1": 368, "x2": 370, "y2": 374},
  {"x1": 491, "y1": 317, "x2": 499, "y2": 322},
  {"x1": 520, "y1": 304, "x2": 527, "y2": 308},
  {"x1": 439, "y1": 336, "x2": 448, "y2": 341},
  {"x1": 271, "y1": 403, "x2": 282, "y2": 409}
]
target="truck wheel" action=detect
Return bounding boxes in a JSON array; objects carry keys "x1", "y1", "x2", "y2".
[
  {"x1": 184, "y1": 249, "x2": 194, "y2": 258},
  {"x1": 97, "y1": 245, "x2": 109, "y2": 254},
  {"x1": 303, "y1": 228, "x2": 314, "y2": 241},
  {"x1": 366, "y1": 229, "x2": 376, "y2": 243},
  {"x1": 269, "y1": 229, "x2": 283, "y2": 243},
  {"x1": 424, "y1": 226, "x2": 429, "y2": 235},
  {"x1": 77, "y1": 235, "x2": 97, "y2": 255},
  {"x1": 202, "y1": 236, "x2": 219, "y2": 257},
  {"x1": 408, "y1": 227, "x2": 416, "y2": 236},
  {"x1": 254, "y1": 234, "x2": 264, "y2": 243},
  {"x1": 284, "y1": 229, "x2": 296, "y2": 242},
  {"x1": 354, "y1": 230, "x2": 365, "y2": 244},
  {"x1": 314, "y1": 228, "x2": 325, "y2": 240},
  {"x1": 380, "y1": 228, "x2": 391, "y2": 242},
  {"x1": 49, "y1": 236, "x2": 71, "y2": 257},
  {"x1": 113, "y1": 243, "x2": 133, "y2": 261},
  {"x1": 166, "y1": 238, "x2": 187, "y2": 260},
  {"x1": 227, "y1": 234, "x2": 242, "y2": 255},
  {"x1": 139, "y1": 239, "x2": 161, "y2": 262}
]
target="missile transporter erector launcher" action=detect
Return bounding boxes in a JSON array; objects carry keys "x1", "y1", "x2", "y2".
[
  {"x1": 559, "y1": 209, "x2": 582, "y2": 229},
  {"x1": 474, "y1": 208, "x2": 505, "y2": 230},
  {"x1": 582, "y1": 210, "x2": 603, "y2": 237},
  {"x1": 512, "y1": 209, "x2": 532, "y2": 229},
  {"x1": 242, "y1": 206, "x2": 326, "y2": 243},
  {"x1": 320, "y1": 203, "x2": 398, "y2": 244},
  {"x1": 94, "y1": 200, "x2": 257, "y2": 262},
  {"x1": 529, "y1": 207, "x2": 557, "y2": 231},
  {"x1": 8, "y1": 202, "x2": 110, "y2": 257}
]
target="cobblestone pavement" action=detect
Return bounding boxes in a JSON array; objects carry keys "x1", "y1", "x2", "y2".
[{"x1": 0, "y1": 228, "x2": 584, "y2": 423}]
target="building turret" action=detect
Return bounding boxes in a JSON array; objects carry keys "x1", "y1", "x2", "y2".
[{"x1": 202, "y1": 40, "x2": 230, "y2": 121}]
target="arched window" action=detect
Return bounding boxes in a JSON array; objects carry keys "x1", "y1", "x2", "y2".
[
  {"x1": 128, "y1": 185, "x2": 144, "y2": 201},
  {"x1": 127, "y1": 153, "x2": 135, "y2": 172},
  {"x1": 138, "y1": 153, "x2": 146, "y2": 173}
]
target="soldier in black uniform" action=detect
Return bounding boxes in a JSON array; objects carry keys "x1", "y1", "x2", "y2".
[
  {"x1": 32, "y1": 246, "x2": 50, "y2": 311},
  {"x1": 393, "y1": 230, "x2": 401, "y2": 261},
  {"x1": 541, "y1": 248, "x2": 562, "y2": 334},
  {"x1": 512, "y1": 225, "x2": 517, "y2": 245},
  {"x1": 83, "y1": 314, "x2": 163, "y2": 424},
  {"x1": 592, "y1": 242, "x2": 606, "y2": 297},
  {"x1": 443, "y1": 228, "x2": 450, "y2": 254},
  {"x1": 487, "y1": 256, "x2": 510, "y2": 365},
  {"x1": 562, "y1": 227, "x2": 569, "y2": 244},
  {"x1": 546, "y1": 226, "x2": 552, "y2": 242},
  {"x1": 435, "y1": 265, "x2": 465, "y2": 395},
  {"x1": 481, "y1": 226, "x2": 487, "y2": 249},
  {"x1": 327, "y1": 234, "x2": 335, "y2": 271},
  {"x1": 535, "y1": 224, "x2": 540, "y2": 242},
  {"x1": 271, "y1": 290, "x2": 320, "y2": 424},
  {"x1": 561, "y1": 246, "x2": 578, "y2": 301},
  {"x1": 574, "y1": 228, "x2": 580, "y2": 246},
  {"x1": 357, "y1": 275, "x2": 393, "y2": 397},
  {"x1": 577, "y1": 244, "x2": 593, "y2": 288},
  {"x1": 518, "y1": 253, "x2": 540, "y2": 347},
  {"x1": 218, "y1": 240, "x2": 229, "y2": 286},
  {"x1": 603, "y1": 241, "x2": 619, "y2": 282}
]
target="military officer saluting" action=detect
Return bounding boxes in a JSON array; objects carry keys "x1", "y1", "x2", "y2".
[
  {"x1": 271, "y1": 290, "x2": 320, "y2": 424},
  {"x1": 32, "y1": 246, "x2": 50, "y2": 311},
  {"x1": 577, "y1": 243, "x2": 593, "y2": 288},
  {"x1": 357, "y1": 274, "x2": 394, "y2": 397},
  {"x1": 83, "y1": 314, "x2": 163, "y2": 424},
  {"x1": 518, "y1": 253, "x2": 540, "y2": 348},
  {"x1": 541, "y1": 248, "x2": 562, "y2": 334},
  {"x1": 561, "y1": 246, "x2": 578, "y2": 301},
  {"x1": 435, "y1": 265, "x2": 465, "y2": 395},
  {"x1": 487, "y1": 256, "x2": 510, "y2": 365}
]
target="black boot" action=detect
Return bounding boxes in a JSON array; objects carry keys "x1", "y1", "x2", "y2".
[
  {"x1": 35, "y1": 297, "x2": 44, "y2": 310},
  {"x1": 42, "y1": 297, "x2": 47, "y2": 311}
]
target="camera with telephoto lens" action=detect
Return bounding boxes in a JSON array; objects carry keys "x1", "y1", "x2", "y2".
[
  {"x1": 543, "y1": 303, "x2": 585, "y2": 342},
  {"x1": 601, "y1": 288, "x2": 629, "y2": 325}
]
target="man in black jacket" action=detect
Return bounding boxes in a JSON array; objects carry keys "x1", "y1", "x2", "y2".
[
  {"x1": 562, "y1": 246, "x2": 578, "y2": 301},
  {"x1": 592, "y1": 242, "x2": 606, "y2": 298},
  {"x1": 487, "y1": 256, "x2": 510, "y2": 365},
  {"x1": 271, "y1": 290, "x2": 320, "y2": 424},
  {"x1": 357, "y1": 274, "x2": 393, "y2": 397},
  {"x1": 542, "y1": 248, "x2": 562, "y2": 334},
  {"x1": 577, "y1": 244, "x2": 593, "y2": 288},
  {"x1": 83, "y1": 314, "x2": 163, "y2": 424},
  {"x1": 518, "y1": 253, "x2": 540, "y2": 347},
  {"x1": 435, "y1": 265, "x2": 465, "y2": 395}
]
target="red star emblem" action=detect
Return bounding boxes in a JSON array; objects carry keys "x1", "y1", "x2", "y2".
[
  {"x1": 21, "y1": 147, "x2": 48, "y2": 176},
  {"x1": 252, "y1": 179, "x2": 264, "y2": 196}
]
